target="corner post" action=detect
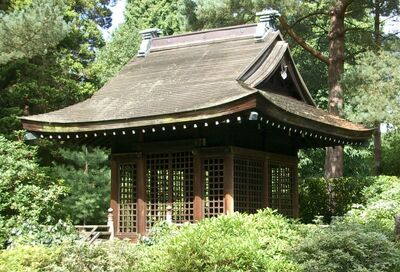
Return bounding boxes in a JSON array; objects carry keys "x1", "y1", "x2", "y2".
[
  {"x1": 224, "y1": 149, "x2": 234, "y2": 215},
  {"x1": 193, "y1": 150, "x2": 203, "y2": 221},
  {"x1": 292, "y1": 161, "x2": 299, "y2": 218},
  {"x1": 263, "y1": 157, "x2": 270, "y2": 208},
  {"x1": 110, "y1": 158, "x2": 119, "y2": 237},
  {"x1": 137, "y1": 155, "x2": 146, "y2": 235},
  {"x1": 107, "y1": 208, "x2": 115, "y2": 239}
]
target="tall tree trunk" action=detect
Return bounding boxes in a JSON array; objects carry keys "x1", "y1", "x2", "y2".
[
  {"x1": 324, "y1": 2, "x2": 347, "y2": 178},
  {"x1": 374, "y1": 121, "x2": 382, "y2": 175},
  {"x1": 373, "y1": 0, "x2": 382, "y2": 176}
]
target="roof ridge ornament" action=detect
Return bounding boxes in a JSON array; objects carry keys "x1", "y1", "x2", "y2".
[
  {"x1": 137, "y1": 28, "x2": 162, "y2": 57},
  {"x1": 254, "y1": 8, "x2": 280, "y2": 42}
]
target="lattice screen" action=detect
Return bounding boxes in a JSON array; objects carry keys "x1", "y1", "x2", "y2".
[
  {"x1": 118, "y1": 163, "x2": 137, "y2": 234},
  {"x1": 172, "y1": 152, "x2": 194, "y2": 223},
  {"x1": 204, "y1": 158, "x2": 224, "y2": 217},
  {"x1": 146, "y1": 153, "x2": 169, "y2": 230},
  {"x1": 269, "y1": 164, "x2": 293, "y2": 216},
  {"x1": 234, "y1": 157, "x2": 264, "y2": 213},
  {"x1": 146, "y1": 152, "x2": 194, "y2": 230}
]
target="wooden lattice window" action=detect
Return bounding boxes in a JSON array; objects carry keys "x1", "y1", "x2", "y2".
[
  {"x1": 118, "y1": 163, "x2": 137, "y2": 234},
  {"x1": 146, "y1": 153, "x2": 169, "y2": 230},
  {"x1": 269, "y1": 163, "x2": 293, "y2": 216},
  {"x1": 204, "y1": 158, "x2": 224, "y2": 217},
  {"x1": 172, "y1": 152, "x2": 194, "y2": 224},
  {"x1": 146, "y1": 152, "x2": 195, "y2": 230},
  {"x1": 234, "y1": 157, "x2": 264, "y2": 213}
]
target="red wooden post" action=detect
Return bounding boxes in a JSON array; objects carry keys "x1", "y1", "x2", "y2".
[
  {"x1": 292, "y1": 162, "x2": 299, "y2": 218},
  {"x1": 263, "y1": 157, "x2": 270, "y2": 208},
  {"x1": 193, "y1": 151, "x2": 203, "y2": 221},
  {"x1": 136, "y1": 155, "x2": 146, "y2": 235},
  {"x1": 110, "y1": 158, "x2": 119, "y2": 236},
  {"x1": 224, "y1": 151, "x2": 234, "y2": 214}
]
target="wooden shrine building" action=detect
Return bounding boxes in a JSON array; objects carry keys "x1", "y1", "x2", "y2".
[{"x1": 21, "y1": 10, "x2": 373, "y2": 239}]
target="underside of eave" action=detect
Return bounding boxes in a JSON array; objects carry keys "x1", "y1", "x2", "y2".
[
  {"x1": 21, "y1": 92, "x2": 373, "y2": 144},
  {"x1": 254, "y1": 93, "x2": 373, "y2": 141}
]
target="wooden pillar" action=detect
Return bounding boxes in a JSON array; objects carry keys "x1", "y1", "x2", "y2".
[
  {"x1": 136, "y1": 155, "x2": 146, "y2": 235},
  {"x1": 292, "y1": 163, "x2": 299, "y2": 218},
  {"x1": 110, "y1": 158, "x2": 119, "y2": 236},
  {"x1": 262, "y1": 157, "x2": 270, "y2": 208},
  {"x1": 193, "y1": 151, "x2": 203, "y2": 221},
  {"x1": 224, "y1": 150, "x2": 234, "y2": 215}
]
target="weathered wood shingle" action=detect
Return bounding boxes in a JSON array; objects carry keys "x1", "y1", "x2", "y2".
[{"x1": 20, "y1": 24, "x2": 373, "y2": 141}]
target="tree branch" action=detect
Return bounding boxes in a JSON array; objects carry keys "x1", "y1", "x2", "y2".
[
  {"x1": 279, "y1": 15, "x2": 330, "y2": 65},
  {"x1": 289, "y1": 10, "x2": 328, "y2": 28}
]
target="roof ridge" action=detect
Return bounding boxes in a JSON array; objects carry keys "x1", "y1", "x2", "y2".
[
  {"x1": 151, "y1": 24, "x2": 258, "y2": 51},
  {"x1": 153, "y1": 23, "x2": 257, "y2": 41}
]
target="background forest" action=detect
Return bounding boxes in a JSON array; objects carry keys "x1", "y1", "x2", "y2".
[{"x1": 0, "y1": 0, "x2": 400, "y2": 271}]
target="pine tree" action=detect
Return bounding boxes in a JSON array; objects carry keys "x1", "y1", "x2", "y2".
[
  {"x1": 52, "y1": 146, "x2": 111, "y2": 225},
  {"x1": 0, "y1": 0, "x2": 69, "y2": 65},
  {"x1": 91, "y1": 0, "x2": 184, "y2": 85}
]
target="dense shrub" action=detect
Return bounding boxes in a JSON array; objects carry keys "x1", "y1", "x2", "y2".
[
  {"x1": 345, "y1": 176, "x2": 400, "y2": 237},
  {"x1": 299, "y1": 176, "x2": 374, "y2": 223},
  {"x1": 382, "y1": 132, "x2": 400, "y2": 175},
  {"x1": 295, "y1": 176, "x2": 400, "y2": 272},
  {"x1": 135, "y1": 209, "x2": 302, "y2": 272},
  {"x1": 8, "y1": 219, "x2": 78, "y2": 248},
  {"x1": 294, "y1": 222, "x2": 400, "y2": 272},
  {"x1": 51, "y1": 240, "x2": 139, "y2": 272},
  {"x1": 0, "y1": 136, "x2": 67, "y2": 247},
  {"x1": 0, "y1": 245, "x2": 60, "y2": 272},
  {"x1": 0, "y1": 240, "x2": 138, "y2": 272}
]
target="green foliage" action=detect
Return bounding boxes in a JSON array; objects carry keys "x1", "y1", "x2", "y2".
[
  {"x1": 135, "y1": 210, "x2": 302, "y2": 271},
  {"x1": 299, "y1": 176, "x2": 375, "y2": 223},
  {"x1": 0, "y1": 245, "x2": 61, "y2": 272},
  {"x1": 51, "y1": 240, "x2": 139, "y2": 272},
  {"x1": 298, "y1": 145, "x2": 373, "y2": 179},
  {"x1": 180, "y1": 0, "x2": 299, "y2": 31},
  {"x1": 0, "y1": 0, "x2": 69, "y2": 65},
  {"x1": 345, "y1": 176, "x2": 400, "y2": 237},
  {"x1": 2, "y1": 185, "x2": 400, "y2": 272},
  {"x1": 296, "y1": 175, "x2": 400, "y2": 271},
  {"x1": 344, "y1": 50, "x2": 400, "y2": 126},
  {"x1": 52, "y1": 146, "x2": 110, "y2": 224},
  {"x1": 92, "y1": 0, "x2": 184, "y2": 85},
  {"x1": 0, "y1": 240, "x2": 139, "y2": 272},
  {"x1": 0, "y1": 136, "x2": 67, "y2": 247},
  {"x1": 8, "y1": 219, "x2": 78, "y2": 248},
  {"x1": 0, "y1": 0, "x2": 113, "y2": 135},
  {"x1": 381, "y1": 131, "x2": 400, "y2": 176},
  {"x1": 294, "y1": 222, "x2": 400, "y2": 272}
]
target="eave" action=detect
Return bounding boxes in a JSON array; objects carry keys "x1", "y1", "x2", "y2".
[{"x1": 21, "y1": 90, "x2": 373, "y2": 144}]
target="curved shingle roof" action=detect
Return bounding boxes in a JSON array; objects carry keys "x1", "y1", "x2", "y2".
[{"x1": 21, "y1": 24, "x2": 373, "y2": 141}]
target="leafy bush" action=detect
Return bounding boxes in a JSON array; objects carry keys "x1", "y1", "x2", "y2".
[
  {"x1": 0, "y1": 240, "x2": 138, "y2": 272},
  {"x1": 294, "y1": 222, "x2": 400, "y2": 272},
  {"x1": 382, "y1": 132, "x2": 400, "y2": 176},
  {"x1": 299, "y1": 177, "x2": 374, "y2": 223},
  {"x1": 345, "y1": 176, "x2": 400, "y2": 237},
  {"x1": 135, "y1": 209, "x2": 302, "y2": 272},
  {"x1": 0, "y1": 136, "x2": 67, "y2": 247},
  {"x1": 51, "y1": 240, "x2": 139, "y2": 272},
  {"x1": 8, "y1": 219, "x2": 78, "y2": 248},
  {"x1": 0, "y1": 245, "x2": 61, "y2": 272}
]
